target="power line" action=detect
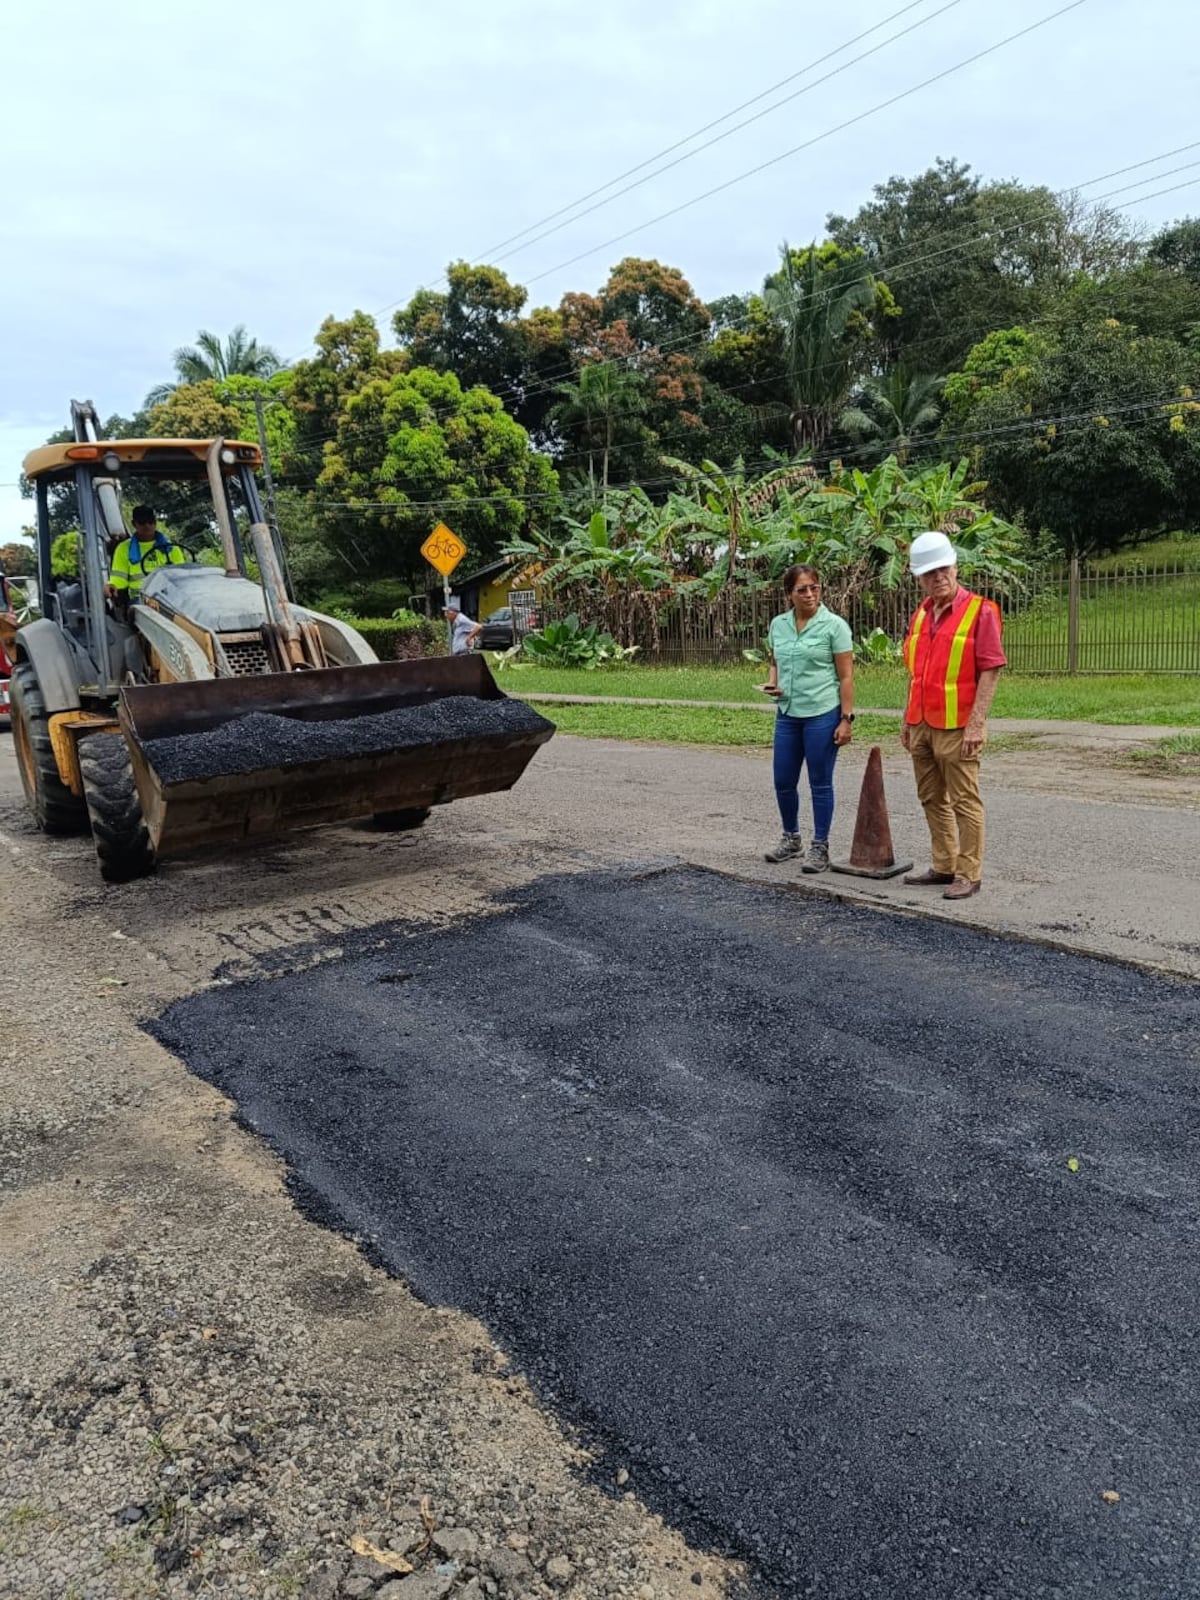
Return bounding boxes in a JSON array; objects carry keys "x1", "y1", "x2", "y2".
[
  {"x1": 294, "y1": 0, "x2": 1083, "y2": 385},
  {"x1": 373, "y1": 0, "x2": 959, "y2": 318},
  {"x1": 470, "y1": 0, "x2": 946, "y2": 265},
  {"x1": 521, "y1": 0, "x2": 1093, "y2": 288},
  {"x1": 280, "y1": 155, "x2": 1200, "y2": 467},
  {"x1": 483, "y1": 0, "x2": 969, "y2": 272},
  {"x1": 293, "y1": 388, "x2": 1194, "y2": 515}
]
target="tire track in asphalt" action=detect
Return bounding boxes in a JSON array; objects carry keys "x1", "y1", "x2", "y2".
[{"x1": 149, "y1": 866, "x2": 1200, "y2": 1600}]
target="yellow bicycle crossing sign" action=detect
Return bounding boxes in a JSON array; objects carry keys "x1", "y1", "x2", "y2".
[{"x1": 420, "y1": 522, "x2": 467, "y2": 578}]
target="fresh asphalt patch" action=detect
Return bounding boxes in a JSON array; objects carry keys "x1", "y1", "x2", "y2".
[{"x1": 150, "y1": 867, "x2": 1200, "y2": 1600}]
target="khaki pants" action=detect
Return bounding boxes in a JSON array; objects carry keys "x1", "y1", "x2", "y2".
[{"x1": 908, "y1": 721, "x2": 986, "y2": 882}]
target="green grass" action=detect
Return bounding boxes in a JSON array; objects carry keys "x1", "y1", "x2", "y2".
[
  {"x1": 990, "y1": 676, "x2": 1200, "y2": 724},
  {"x1": 1126, "y1": 732, "x2": 1200, "y2": 770},
  {"x1": 500, "y1": 662, "x2": 1200, "y2": 725},
  {"x1": 1086, "y1": 532, "x2": 1200, "y2": 571},
  {"x1": 542, "y1": 703, "x2": 898, "y2": 747},
  {"x1": 542, "y1": 702, "x2": 1039, "y2": 751},
  {"x1": 1001, "y1": 568, "x2": 1200, "y2": 673},
  {"x1": 494, "y1": 661, "x2": 781, "y2": 703}
]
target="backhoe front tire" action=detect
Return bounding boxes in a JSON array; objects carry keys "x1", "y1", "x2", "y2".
[
  {"x1": 79, "y1": 734, "x2": 156, "y2": 884},
  {"x1": 370, "y1": 807, "x2": 431, "y2": 832},
  {"x1": 9, "y1": 663, "x2": 89, "y2": 836}
]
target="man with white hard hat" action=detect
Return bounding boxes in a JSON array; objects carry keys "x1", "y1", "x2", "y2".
[{"x1": 899, "y1": 530, "x2": 1006, "y2": 900}]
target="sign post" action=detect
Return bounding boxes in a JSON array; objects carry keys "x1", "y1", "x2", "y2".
[{"x1": 420, "y1": 522, "x2": 468, "y2": 651}]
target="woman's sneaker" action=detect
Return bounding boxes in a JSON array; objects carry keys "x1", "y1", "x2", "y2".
[
  {"x1": 764, "y1": 832, "x2": 804, "y2": 863},
  {"x1": 801, "y1": 838, "x2": 830, "y2": 873}
]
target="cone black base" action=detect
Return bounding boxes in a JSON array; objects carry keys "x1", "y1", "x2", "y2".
[{"x1": 830, "y1": 859, "x2": 913, "y2": 880}]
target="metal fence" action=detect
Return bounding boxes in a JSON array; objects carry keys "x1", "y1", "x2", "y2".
[{"x1": 601, "y1": 557, "x2": 1200, "y2": 675}]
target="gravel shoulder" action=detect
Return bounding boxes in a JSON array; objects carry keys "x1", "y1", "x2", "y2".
[{"x1": 1, "y1": 721, "x2": 1197, "y2": 1598}]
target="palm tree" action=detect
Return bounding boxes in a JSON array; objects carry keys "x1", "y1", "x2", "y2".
[
  {"x1": 840, "y1": 368, "x2": 945, "y2": 464},
  {"x1": 550, "y1": 363, "x2": 646, "y2": 499},
  {"x1": 763, "y1": 242, "x2": 877, "y2": 455},
  {"x1": 144, "y1": 326, "x2": 281, "y2": 407}
]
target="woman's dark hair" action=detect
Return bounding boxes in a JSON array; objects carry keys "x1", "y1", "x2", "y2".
[{"x1": 782, "y1": 563, "x2": 821, "y2": 595}]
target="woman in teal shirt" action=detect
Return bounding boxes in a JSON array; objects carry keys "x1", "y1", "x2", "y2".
[{"x1": 760, "y1": 564, "x2": 856, "y2": 871}]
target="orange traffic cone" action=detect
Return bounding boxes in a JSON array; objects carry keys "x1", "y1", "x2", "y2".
[{"x1": 831, "y1": 745, "x2": 912, "y2": 879}]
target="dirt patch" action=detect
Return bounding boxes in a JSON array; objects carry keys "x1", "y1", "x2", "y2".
[{"x1": 985, "y1": 742, "x2": 1200, "y2": 807}]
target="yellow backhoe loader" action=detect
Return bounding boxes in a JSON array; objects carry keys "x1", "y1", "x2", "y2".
[{"x1": 14, "y1": 401, "x2": 552, "y2": 882}]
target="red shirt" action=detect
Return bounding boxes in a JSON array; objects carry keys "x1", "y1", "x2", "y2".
[{"x1": 924, "y1": 587, "x2": 1007, "y2": 671}]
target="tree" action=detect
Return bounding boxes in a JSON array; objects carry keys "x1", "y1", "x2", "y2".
[
  {"x1": 941, "y1": 326, "x2": 1048, "y2": 434},
  {"x1": 144, "y1": 382, "x2": 247, "y2": 442},
  {"x1": 841, "y1": 368, "x2": 944, "y2": 463},
  {"x1": 1149, "y1": 218, "x2": 1200, "y2": 282},
  {"x1": 550, "y1": 363, "x2": 647, "y2": 498},
  {"x1": 145, "y1": 326, "x2": 280, "y2": 406},
  {"x1": 827, "y1": 160, "x2": 1141, "y2": 373},
  {"x1": 316, "y1": 366, "x2": 559, "y2": 580},
  {"x1": 950, "y1": 318, "x2": 1200, "y2": 552},
  {"x1": 393, "y1": 263, "x2": 530, "y2": 404},
  {"x1": 287, "y1": 312, "x2": 409, "y2": 489},
  {"x1": 762, "y1": 241, "x2": 887, "y2": 454},
  {"x1": 0, "y1": 540, "x2": 37, "y2": 576},
  {"x1": 600, "y1": 257, "x2": 711, "y2": 352},
  {"x1": 1052, "y1": 262, "x2": 1200, "y2": 343},
  {"x1": 783, "y1": 455, "x2": 1025, "y2": 612}
]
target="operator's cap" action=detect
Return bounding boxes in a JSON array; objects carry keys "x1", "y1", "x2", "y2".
[{"x1": 908, "y1": 530, "x2": 958, "y2": 575}]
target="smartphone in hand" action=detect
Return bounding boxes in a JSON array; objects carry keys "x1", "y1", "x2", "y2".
[{"x1": 759, "y1": 683, "x2": 782, "y2": 697}]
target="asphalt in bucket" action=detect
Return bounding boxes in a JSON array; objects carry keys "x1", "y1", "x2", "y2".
[
  {"x1": 142, "y1": 696, "x2": 553, "y2": 783},
  {"x1": 150, "y1": 867, "x2": 1200, "y2": 1599}
]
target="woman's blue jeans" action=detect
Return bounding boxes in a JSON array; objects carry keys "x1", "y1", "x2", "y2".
[{"x1": 772, "y1": 705, "x2": 841, "y2": 839}]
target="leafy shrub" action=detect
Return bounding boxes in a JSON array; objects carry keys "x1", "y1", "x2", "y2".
[
  {"x1": 521, "y1": 614, "x2": 639, "y2": 670},
  {"x1": 51, "y1": 532, "x2": 79, "y2": 579},
  {"x1": 310, "y1": 579, "x2": 422, "y2": 617},
  {"x1": 344, "y1": 614, "x2": 444, "y2": 660},
  {"x1": 854, "y1": 626, "x2": 902, "y2": 666}
]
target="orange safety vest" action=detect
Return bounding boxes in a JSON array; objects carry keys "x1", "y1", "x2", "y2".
[{"x1": 903, "y1": 588, "x2": 1000, "y2": 729}]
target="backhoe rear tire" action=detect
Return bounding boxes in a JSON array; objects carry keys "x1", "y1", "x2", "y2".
[
  {"x1": 79, "y1": 734, "x2": 157, "y2": 884},
  {"x1": 370, "y1": 807, "x2": 431, "y2": 831},
  {"x1": 9, "y1": 662, "x2": 90, "y2": 836}
]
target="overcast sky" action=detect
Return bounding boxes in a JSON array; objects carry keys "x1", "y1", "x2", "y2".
[{"x1": 1, "y1": 0, "x2": 1195, "y2": 542}]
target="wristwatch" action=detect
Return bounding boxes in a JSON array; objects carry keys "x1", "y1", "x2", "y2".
[{"x1": 840, "y1": 713, "x2": 855, "y2": 722}]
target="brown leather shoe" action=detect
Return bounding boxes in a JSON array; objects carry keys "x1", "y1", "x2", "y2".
[
  {"x1": 903, "y1": 868, "x2": 956, "y2": 886},
  {"x1": 942, "y1": 877, "x2": 982, "y2": 900}
]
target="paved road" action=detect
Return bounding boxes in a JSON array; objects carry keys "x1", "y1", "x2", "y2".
[
  {"x1": 4, "y1": 728, "x2": 1199, "y2": 1597},
  {"x1": 154, "y1": 866, "x2": 1200, "y2": 1600}
]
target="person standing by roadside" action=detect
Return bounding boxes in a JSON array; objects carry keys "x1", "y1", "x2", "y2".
[
  {"x1": 761, "y1": 564, "x2": 855, "y2": 873},
  {"x1": 901, "y1": 531, "x2": 1006, "y2": 901},
  {"x1": 443, "y1": 597, "x2": 482, "y2": 656}
]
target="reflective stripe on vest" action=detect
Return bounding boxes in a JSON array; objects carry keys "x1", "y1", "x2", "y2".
[
  {"x1": 904, "y1": 592, "x2": 987, "y2": 729},
  {"x1": 943, "y1": 597, "x2": 982, "y2": 727}
]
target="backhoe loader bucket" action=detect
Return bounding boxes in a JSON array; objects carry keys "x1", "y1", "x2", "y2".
[{"x1": 118, "y1": 655, "x2": 554, "y2": 858}]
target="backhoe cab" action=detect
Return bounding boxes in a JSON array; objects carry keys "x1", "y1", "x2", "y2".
[{"x1": 14, "y1": 401, "x2": 551, "y2": 882}]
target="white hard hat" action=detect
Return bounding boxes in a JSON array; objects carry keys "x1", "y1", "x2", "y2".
[
  {"x1": 444, "y1": 596, "x2": 461, "y2": 611},
  {"x1": 908, "y1": 530, "x2": 958, "y2": 576}
]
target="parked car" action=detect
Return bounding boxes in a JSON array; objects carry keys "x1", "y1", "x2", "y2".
[{"x1": 477, "y1": 606, "x2": 533, "y2": 651}]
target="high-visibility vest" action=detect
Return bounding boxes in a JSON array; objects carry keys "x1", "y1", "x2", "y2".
[
  {"x1": 902, "y1": 588, "x2": 1000, "y2": 729},
  {"x1": 109, "y1": 535, "x2": 185, "y2": 594}
]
